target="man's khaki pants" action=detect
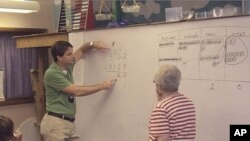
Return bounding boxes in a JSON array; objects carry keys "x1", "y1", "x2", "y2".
[{"x1": 40, "y1": 114, "x2": 76, "y2": 141}]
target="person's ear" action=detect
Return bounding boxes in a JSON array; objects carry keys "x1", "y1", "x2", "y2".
[{"x1": 57, "y1": 55, "x2": 62, "y2": 61}]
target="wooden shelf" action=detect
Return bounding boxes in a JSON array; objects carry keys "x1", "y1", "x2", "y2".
[
  {"x1": 0, "y1": 27, "x2": 47, "y2": 33},
  {"x1": 14, "y1": 32, "x2": 68, "y2": 48},
  {"x1": 0, "y1": 97, "x2": 34, "y2": 106}
]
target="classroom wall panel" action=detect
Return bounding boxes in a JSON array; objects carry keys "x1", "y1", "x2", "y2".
[{"x1": 69, "y1": 16, "x2": 250, "y2": 141}]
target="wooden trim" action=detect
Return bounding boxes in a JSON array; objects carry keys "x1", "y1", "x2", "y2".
[
  {"x1": 0, "y1": 27, "x2": 47, "y2": 33},
  {"x1": 14, "y1": 32, "x2": 69, "y2": 48},
  {"x1": 0, "y1": 97, "x2": 34, "y2": 106}
]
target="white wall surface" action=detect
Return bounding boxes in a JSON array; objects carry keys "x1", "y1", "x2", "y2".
[
  {"x1": 0, "y1": 103, "x2": 41, "y2": 141},
  {"x1": 0, "y1": 103, "x2": 36, "y2": 129}
]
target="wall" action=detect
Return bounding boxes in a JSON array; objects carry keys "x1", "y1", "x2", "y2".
[
  {"x1": 0, "y1": 103, "x2": 41, "y2": 141},
  {"x1": 0, "y1": 103, "x2": 36, "y2": 129},
  {"x1": 0, "y1": 0, "x2": 55, "y2": 32}
]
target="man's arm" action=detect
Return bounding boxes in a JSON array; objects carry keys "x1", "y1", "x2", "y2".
[
  {"x1": 74, "y1": 40, "x2": 109, "y2": 63},
  {"x1": 62, "y1": 79, "x2": 117, "y2": 96}
]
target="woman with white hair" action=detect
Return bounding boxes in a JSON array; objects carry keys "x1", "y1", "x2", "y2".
[{"x1": 148, "y1": 64, "x2": 196, "y2": 141}]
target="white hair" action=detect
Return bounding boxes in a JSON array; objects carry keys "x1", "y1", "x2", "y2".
[{"x1": 153, "y1": 64, "x2": 181, "y2": 92}]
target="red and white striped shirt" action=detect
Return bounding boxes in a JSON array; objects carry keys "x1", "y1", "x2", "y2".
[{"x1": 149, "y1": 94, "x2": 196, "y2": 141}]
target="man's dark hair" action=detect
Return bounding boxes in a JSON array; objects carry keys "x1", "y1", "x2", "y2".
[
  {"x1": 0, "y1": 115, "x2": 14, "y2": 141},
  {"x1": 51, "y1": 41, "x2": 73, "y2": 62}
]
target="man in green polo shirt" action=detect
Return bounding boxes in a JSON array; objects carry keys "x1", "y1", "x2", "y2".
[{"x1": 40, "y1": 40, "x2": 117, "y2": 141}]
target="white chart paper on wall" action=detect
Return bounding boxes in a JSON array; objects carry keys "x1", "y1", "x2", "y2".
[
  {"x1": 70, "y1": 26, "x2": 158, "y2": 141},
  {"x1": 69, "y1": 31, "x2": 85, "y2": 85},
  {"x1": 154, "y1": 18, "x2": 250, "y2": 141},
  {"x1": 70, "y1": 16, "x2": 250, "y2": 141}
]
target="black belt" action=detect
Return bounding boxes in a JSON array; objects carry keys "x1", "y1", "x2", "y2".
[{"x1": 47, "y1": 111, "x2": 75, "y2": 122}]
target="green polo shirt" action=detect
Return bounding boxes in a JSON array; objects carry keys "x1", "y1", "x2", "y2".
[{"x1": 44, "y1": 62, "x2": 76, "y2": 117}]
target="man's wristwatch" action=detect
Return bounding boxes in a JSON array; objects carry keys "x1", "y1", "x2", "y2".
[{"x1": 89, "y1": 41, "x2": 94, "y2": 47}]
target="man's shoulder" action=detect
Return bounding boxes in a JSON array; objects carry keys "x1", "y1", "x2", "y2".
[
  {"x1": 44, "y1": 64, "x2": 61, "y2": 78},
  {"x1": 45, "y1": 66, "x2": 55, "y2": 74}
]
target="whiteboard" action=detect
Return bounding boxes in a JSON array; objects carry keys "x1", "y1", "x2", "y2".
[{"x1": 70, "y1": 16, "x2": 250, "y2": 141}]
